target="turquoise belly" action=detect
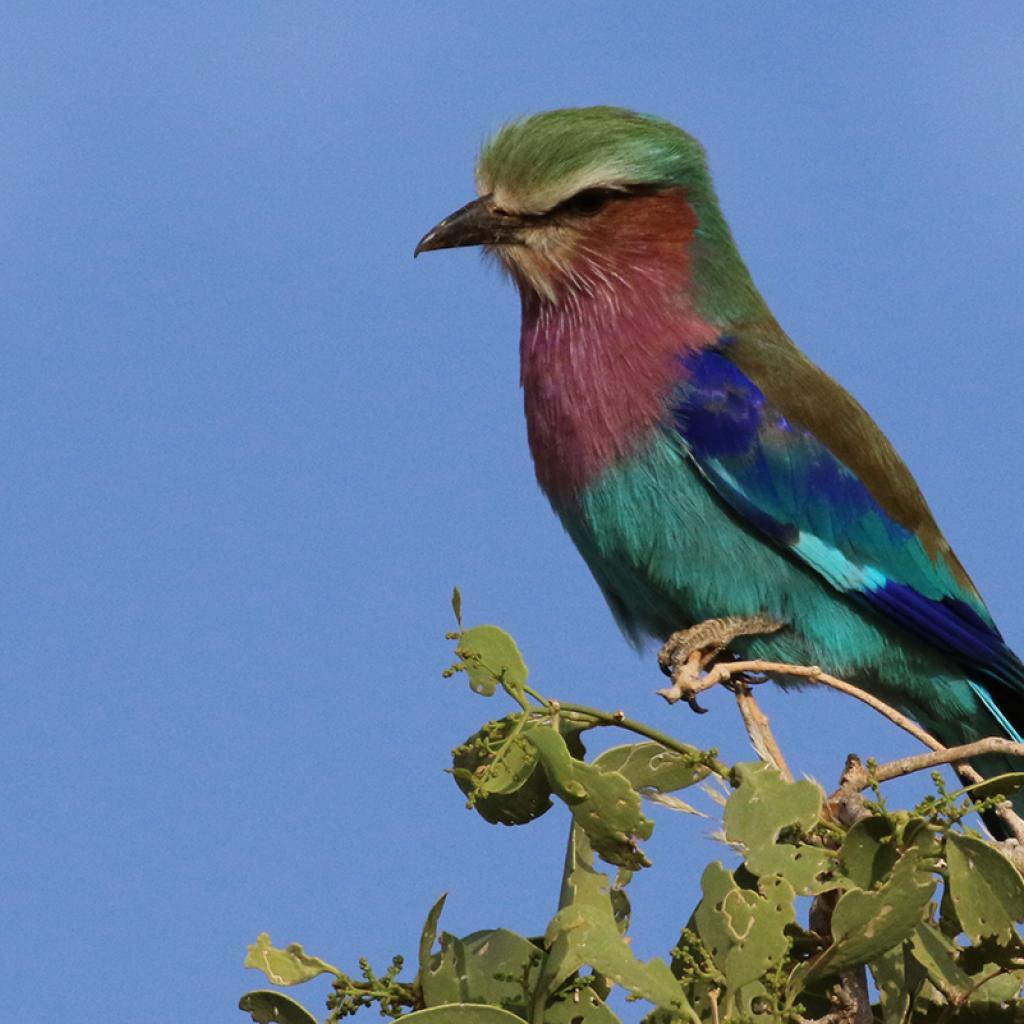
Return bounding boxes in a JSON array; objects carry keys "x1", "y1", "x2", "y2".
[{"x1": 556, "y1": 429, "x2": 982, "y2": 734}]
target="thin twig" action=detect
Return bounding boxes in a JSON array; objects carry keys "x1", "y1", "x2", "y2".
[
  {"x1": 730, "y1": 682, "x2": 794, "y2": 782},
  {"x1": 550, "y1": 701, "x2": 730, "y2": 777},
  {"x1": 657, "y1": 630, "x2": 1024, "y2": 843},
  {"x1": 660, "y1": 657, "x2": 943, "y2": 752},
  {"x1": 707, "y1": 986, "x2": 720, "y2": 1024},
  {"x1": 841, "y1": 738, "x2": 1024, "y2": 844},
  {"x1": 870, "y1": 737, "x2": 1024, "y2": 785}
]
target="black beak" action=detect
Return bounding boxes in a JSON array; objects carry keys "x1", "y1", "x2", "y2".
[{"x1": 414, "y1": 195, "x2": 528, "y2": 257}]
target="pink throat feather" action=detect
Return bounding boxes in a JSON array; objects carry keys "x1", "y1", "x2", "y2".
[{"x1": 515, "y1": 193, "x2": 717, "y2": 502}]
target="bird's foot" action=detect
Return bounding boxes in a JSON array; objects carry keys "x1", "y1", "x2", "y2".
[{"x1": 657, "y1": 613, "x2": 784, "y2": 712}]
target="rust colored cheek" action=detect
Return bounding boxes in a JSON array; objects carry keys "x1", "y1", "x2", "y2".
[{"x1": 583, "y1": 188, "x2": 698, "y2": 249}]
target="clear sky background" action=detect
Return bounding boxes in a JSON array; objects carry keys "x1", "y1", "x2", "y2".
[{"x1": 3, "y1": 5, "x2": 1023, "y2": 1022}]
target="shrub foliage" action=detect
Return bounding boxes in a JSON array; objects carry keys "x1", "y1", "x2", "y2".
[{"x1": 240, "y1": 592, "x2": 1024, "y2": 1023}]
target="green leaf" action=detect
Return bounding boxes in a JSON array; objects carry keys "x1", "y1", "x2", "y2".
[
  {"x1": 909, "y1": 923, "x2": 972, "y2": 1002},
  {"x1": 421, "y1": 923, "x2": 549, "y2": 1014},
  {"x1": 528, "y1": 728, "x2": 654, "y2": 870},
  {"x1": 948, "y1": 772, "x2": 1024, "y2": 803},
  {"x1": 830, "y1": 848, "x2": 935, "y2": 967},
  {"x1": 458, "y1": 929, "x2": 542, "y2": 1010},
  {"x1": 610, "y1": 869, "x2": 631, "y2": 935},
  {"x1": 869, "y1": 941, "x2": 927, "y2": 1024},
  {"x1": 418, "y1": 893, "x2": 448, "y2": 978},
  {"x1": 244, "y1": 933, "x2": 339, "y2": 986},
  {"x1": 903, "y1": 815, "x2": 940, "y2": 858},
  {"x1": 452, "y1": 717, "x2": 585, "y2": 826},
  {"x1": 839, "y1": 816, "x2": 899, "y2": 890},
  {"x1": 527, "y1": 725, "x2": 587, "y2": 797},
  {"x1": 943, "y1": 931, "x2": 1024, "y2": 1002},
  {"x1": 395, "y1": 1004, "x2": 531, "y2": 1024},
  {"x1": 593, "y1": 741, "x2": 709, "y2": 794},
  {"x1": 455, "y1": 719, "x2": 541, "y2": 796},
  {"x1": 968, "y1": 968, "x2": 1024, "y2": 1003},
  {"x1": 939, "y1": 877, "x2": 963, "y2": 940},
  {"x1": 451, "y1": 586, "x2": 463, "y2": 626},
  {"x1": 421, "y1": 917, "x2": 619, "y2": 1023},
  {"x1": 724, "y1": 762, "x2": 829, "y2": 892},
  {"x1": 946, "y1": 832, "x2": 1024, "y2": 944},
  {"x1": 456, "y1": 625, "x2": 528, "y2": 696},
  {"x1": 543, "y1": 986, "x2": 622, "y2": 1024},
  {"x1": 238, "y1": 991, "x2": 319, "y2": 1024},
  {"x1": 692, "y1": 862, "x2": 795, "y2": 996},
  {"x1": 420, "y1": 930, "x2": 463, "y2": 1008},
  {"x1": 801, "y1": 847, "x2": 935, "y2": 983},
  {"x1": 537, "y1": 829, "x2": 697, "y2": 1023}
]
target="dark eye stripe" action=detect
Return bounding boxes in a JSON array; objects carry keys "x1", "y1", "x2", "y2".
[
  {"x1": 548, "y1": 183, "x2": 662, "y2": 219},
  {"x1": 555, "y1": 188, "x2": 618, "y2": 216}
]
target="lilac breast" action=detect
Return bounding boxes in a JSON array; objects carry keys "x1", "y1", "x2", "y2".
[{"x1": 519, "y1": 278, "x2": 717, "y2": 501}]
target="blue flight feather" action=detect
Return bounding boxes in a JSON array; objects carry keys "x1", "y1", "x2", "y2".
[
  {"x1": 969, "y1": 681, "x2": 1024, "y2": 744},
  {"x1": 672, "y1": 344, "x2": 1024, "y2": 701}
]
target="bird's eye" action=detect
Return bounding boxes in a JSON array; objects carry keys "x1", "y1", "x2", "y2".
[{"x1": 559, "y1": 188, "x2": 616, "y2": 217}]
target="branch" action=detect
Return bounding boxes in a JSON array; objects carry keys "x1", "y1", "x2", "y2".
[
  {"x1": 869, "y1": 737, "x2": 1024, "y2": 786},
  {"x1": 660, "y1": 656, "x2": 943, "y2": 752},
  {"x1": 656, "y1": 623, "x2": 1024, "y2": 844},
  {"x1": 549, "y1": 701, "x2": 730, "y2": 777},
  {"x1": 730, "y1": 681, "x2": 793, "y2": 782},
  {"x1": 838, "y1": 739, "x2": 1024, "y2": 846}
]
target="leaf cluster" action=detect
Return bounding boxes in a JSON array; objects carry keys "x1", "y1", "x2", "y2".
[{"x1": 240, "y1": 598, "x2": 1024, "y2": 1023}]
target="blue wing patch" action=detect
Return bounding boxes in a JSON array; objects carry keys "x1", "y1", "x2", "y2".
[{"x1": 671, "y1": 344, "x2": 1024, "y2": 699}]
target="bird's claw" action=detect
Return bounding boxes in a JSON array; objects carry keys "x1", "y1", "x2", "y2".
[
  {"x1": 685, "y1": 695, "x2": 709, "y2": 714},
  {"x1": 657, "y1": 614, "x2": 784, "y2": 711}
]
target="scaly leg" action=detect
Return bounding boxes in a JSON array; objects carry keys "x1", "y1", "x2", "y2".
[{"x1": 657, "y1": 613, "x2": 784, "y2": 711}]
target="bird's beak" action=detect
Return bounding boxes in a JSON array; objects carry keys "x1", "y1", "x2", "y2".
[{"x1": 414, "y1": 195, "x2": 529, "y2": 257}]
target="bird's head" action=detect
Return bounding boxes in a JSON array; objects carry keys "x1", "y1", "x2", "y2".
[{"x1": 416, "y1": 106, "x2": 740, "y2": 308}]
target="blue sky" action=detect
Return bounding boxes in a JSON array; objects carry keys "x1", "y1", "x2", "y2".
[{"x1": 3, "y1": 5, "x2": 1023, "y2": 1021}]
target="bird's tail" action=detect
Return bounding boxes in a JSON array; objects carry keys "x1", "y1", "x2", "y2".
[{"x1": 948, "y1": 679, "x2": 1024, "y2": 841}]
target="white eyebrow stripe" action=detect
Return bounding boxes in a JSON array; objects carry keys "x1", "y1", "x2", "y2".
[{"x1": 481, "y1": 160, "x2": 639, "y2": 215}]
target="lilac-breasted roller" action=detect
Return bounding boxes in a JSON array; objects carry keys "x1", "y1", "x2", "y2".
[{"x1": 415, "y1": 106, "x2": 1023, "y2": 822}]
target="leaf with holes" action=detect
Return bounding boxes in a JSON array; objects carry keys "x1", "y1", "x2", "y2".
[
  {"x1": 417, "y1": 892, "x2": 616, "y2": 1020},
  {"x1": 536, "y1": 829, "x2": 695, "y2": 1022},
  {"x1": 724, "y1": 762, "x2": 829, "y2": 892},
  {"x1": 798, "y1": 847, "x2": 935, "y2": 986},
  {"x1": 946, "y1": 833, "x2": 1024, "y2": 944},
  {"x1": 244, "y1": 933, "x2": 339, "y2": 986},
  {"x1": 422, "y1": 927, "x2": 544, "y2": 1012},
  {"x1": 593, "y1": 742, "x2": 710, "y2": 795},
  {"x1": 528, "y1": 728, "x2": 654, "y2": 870},
  {"x1": 543, "y1": 986, "x2": 622, "y2": 1024},
  {"x1": 455, "y1": 625, "x2": 528, "y2": 696},
  {"x1": 692, "y1": 861, "x2": 795, "y2": 1001}
]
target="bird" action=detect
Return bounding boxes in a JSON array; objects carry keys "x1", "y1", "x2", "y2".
[{"x1": 415, "y1": 106, "x2": 1023, "y2": 825}]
